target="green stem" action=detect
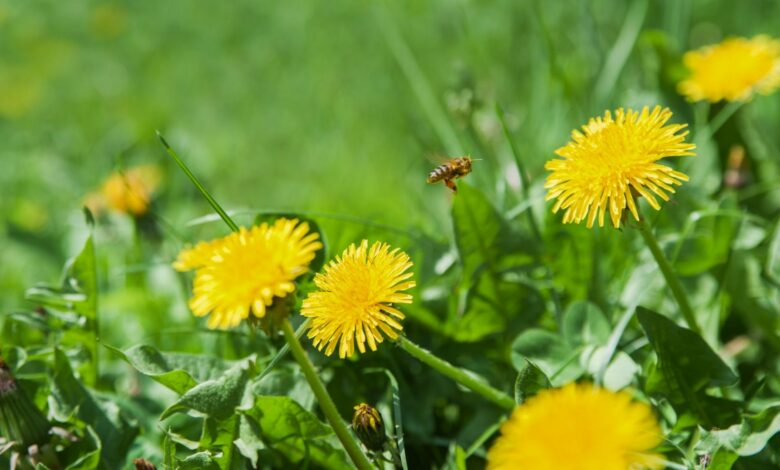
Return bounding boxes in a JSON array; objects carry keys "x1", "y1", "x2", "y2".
[
  {"x1": 281, "y1": 320, "x2": 373, "y2": 470},
  {"x1": 396, "y1": 336, "x2": 515, "y2": 411},
  {"x1": 636, "y1": 220, "x2": 701, "y2": 334},
  {"x1": 706, "y1": 101, "x2": 743, "y2": 138},
  {"x1": 162, "y1": 138, "x2": 370, "y2": 468}
]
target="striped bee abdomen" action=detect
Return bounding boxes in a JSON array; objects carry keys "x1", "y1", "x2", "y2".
[{"x1": 427, "y1": 165, "x2": 449, "y2": 183}]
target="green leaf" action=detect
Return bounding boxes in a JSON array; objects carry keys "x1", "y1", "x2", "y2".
[
  {"x1": 104, "y1": 343, "x2": 232, "y2": 395},
  {"x1": 237, "y1": 396, "x2": 351, "y2": 470},
  {"x1": 63, "y1": 426, "x2": 101, "y2": 470},
  {"x1": 200, "y1": 416, "x2": 242, "y2": 470},
  {"x1": 452, "y1": 183, "x2": 503, "y2": 281},
  {"x1": 562, "y1": 301, "x2": 610, "y2": 348},
  {"x1": 26, "y1": 229, "x2": 99, "y2": 320},
  {"x1": 705, "y1": 449, "x2": 739, "y2": 470},
  {"x1": 637, "y1": 307, "x2": 739, "y2": 426},
  {"x1": 766, "y1": 221, "x2": 780, "y2": 285},
  {"x1": 698, "y1": 406, "x2": 780, "y2": 457},
  {"x1": 178, "y1": 451, "x2": 220, "y2": 470},
  {"x1": 513, "y1": 359, "x2": 551, "y2": 404},
  {"x1": 161, "y1": 360, "x2": 253, "y2": 420},
  {"x1": 511, "y1": 329, "x2": 581, "y2": 386},
  {"x1": 50, "y1": 350, "x2": 137, "y2": 470}
]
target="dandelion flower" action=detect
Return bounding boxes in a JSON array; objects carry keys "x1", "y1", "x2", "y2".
[
  {"x1": 487, "y1": 383, "x2": 663, "y2": 470},
  {"x1": 174, "y1": 218, "x2": 322, "y2": 329},
  {"x1": 101, "y1": 165, "x2": 161, "y2": 216},
  {"x1": 679, "y1": 35, "x2": 780, "y2": 102},
  {"x1": 302, "y1": 240, "x2": 415, "y2": 358},
  {"x1": 545, "y1": 106, "x2": 695, "y2": 228}
]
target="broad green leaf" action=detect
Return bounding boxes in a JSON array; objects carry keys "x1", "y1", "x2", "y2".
[
  {"x1": 105, "y1": 343, "x2": 232, "y2": 394},
  {"x1": 237, "y1": 396, "x2": 351, "y2": 470},
  {"x1": 638, "y1": 308, "x2": 739, "y2": 426},
  {"x1": 705, "y1": 449, "x2": 739, "y2": 470},
  {"x1": 562, "y1": 301, "x2": 610, "y2": 348},
  {"x1": 724, "y1": 256, "x2": 780, "y2": 350},
  {"x1": 200, "y1": 416, "x2": 242, "y2": 470},
  {"x1": 514, "y1": 359, "x2": 551, "y2": 404},
  {"x1": 178, "y1": 451, "x2": 220, "y2": 470},
  {"x1": 452, "y1": 183, "x2": 503, "y2": 281},
  {"x1": 511, "y1": 329, "x2": 582, "y2": 386},
  {"x1": 50, "y1": 350, "x2": 137, "y2": 470},
  {"x1": 673, "y1": 209, "x2": 740, "y2": 276},
  {"x1": 250, "y1": 366, "x2": 315, "y2": 411},
  {"x1": 26, "y1": 229, "x2": 98, "y2": 320},
  {"x1": 698, "y1": 406, "x2": 780, "y2": 457},
  {"x1": 161, "y1": 360, "x2": 253, "y2": 420}
]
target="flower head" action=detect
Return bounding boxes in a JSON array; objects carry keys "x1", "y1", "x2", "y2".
[
  {"x1": 487, "y1": 383, "x2": 663, "y2": 470},
  {"x1": 101, "y1": 165, "x2": 161, "y2": 216},
  {"x1": 545, "y1": 106, "x2": 695, "y2": 228},
  {"x1": 174, "y1": 218, "x2": 322, "y2": 329},
  {"x1": 302, "y1": 240, "x2": 415, "y2": 358},
  {"x1": 352, "y1": 403, "x2": 387, "y2": 451},
  {"x1": 679, "y1": 35, "x2": 780, "y2": 102}
]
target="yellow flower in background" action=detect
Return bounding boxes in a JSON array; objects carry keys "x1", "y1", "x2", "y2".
[
  {"x1": 545, "y1": 106, "x2": 695, "y2": 229},
  {"x1": 302, "y1": 240, "x2": 415, "y2": 358},
  {"x1": 487, "y1": 383, "x2": 663, "y2": 470},
  {"x1": 679, "y1": 35, "x2": 780, "y2": 102},
  {"x1": 101, "y1": 165, "x2": 161, "y2": 216},
  {"x1": 174, "y1": 219, "x2": 322, "y2": 329}
]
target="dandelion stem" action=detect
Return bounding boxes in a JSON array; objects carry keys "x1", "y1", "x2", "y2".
[
  {"x1": 706, "y1": 101, "x2": 743, "y2": 138},
  {"x1": 164, "y1": 140, "x2": 371, "y2": 468},
  {"x1": 281, "y1": 319, "x2": 374, "y2": 470},
  {"x1": 396, "y1": 336, "x2": 515, "y2": 411},
  {"x1": 636, "y1": 220, "x2": 701, "y2": 334}
]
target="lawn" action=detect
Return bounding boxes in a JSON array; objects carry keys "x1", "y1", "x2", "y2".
[{"x1": 2, "y1": 1, "x2": 780, "y2": 469}]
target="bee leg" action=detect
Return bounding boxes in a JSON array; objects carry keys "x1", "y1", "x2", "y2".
[{"x1": 444, "y1": 179, "x2": 457, "y2": 193}]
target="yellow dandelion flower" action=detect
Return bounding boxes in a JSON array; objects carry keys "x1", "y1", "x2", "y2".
[
  {"x1": 545, "y1": 106, "x2": 695, "y2": 229},
  {"x1": 101, "y1": 165, "x2": 161, "y2": 216},
  {"x1": 679, "y1": 35, "x2": 780, "y2": 102},
  {"x1": 173, "y1": 218, "x2": 322, "y2": 329},
  {"x1": 487, "y1": 383, "x2": 663, "y2": 470},
  {"x1": 302, "y1": 240, "x2": 415, "y2": 359}
]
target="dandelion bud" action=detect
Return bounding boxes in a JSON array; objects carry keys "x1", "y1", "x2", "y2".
[
  {"x1": 134, "y1": 458, "x2": 157, "y2": 470},
  {"x1": 352, "y1": 403, "x2": 387, "y2": 452},
  {"x1": 0, "y1": 358, "x2": 50, "y2": 448}
]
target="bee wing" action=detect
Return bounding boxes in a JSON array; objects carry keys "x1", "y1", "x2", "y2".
[{"x1": 425, "y1": 153, "x2": 452, "y2": 166}]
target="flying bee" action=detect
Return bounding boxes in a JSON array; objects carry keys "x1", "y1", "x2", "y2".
[{"x1": 426, "y1": 156, "x2": 474, "y2": 193}]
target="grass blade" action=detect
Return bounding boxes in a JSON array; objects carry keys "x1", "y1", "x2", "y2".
[
  {"x1": 375, "y1": 6, "x2": 462, "y2": 155},
  {"x1": 156, "y1": 131, "x2": 239, "y2": 233},
  {"x1": 594, "y1": 0, "x2": 648, "y2": 105}
]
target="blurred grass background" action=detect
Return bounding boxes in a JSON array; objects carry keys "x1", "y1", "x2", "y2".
[{"x1": 2, "y1": 0, "x2": 779, "y2": 310}]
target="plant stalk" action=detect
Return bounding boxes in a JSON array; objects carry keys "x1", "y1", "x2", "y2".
[
  {"x1": 396, "y1": 336, "x2": 515, "y2": 411},
  {"x1": 281, "y1": 320, "x2": 373, "y2": 470},
  {"x1": 160, "y1": 135, "x2": 371, "y2": 469},
  {"x1": 636, "y1": 220, "x2": 701, "y2": 334}
]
